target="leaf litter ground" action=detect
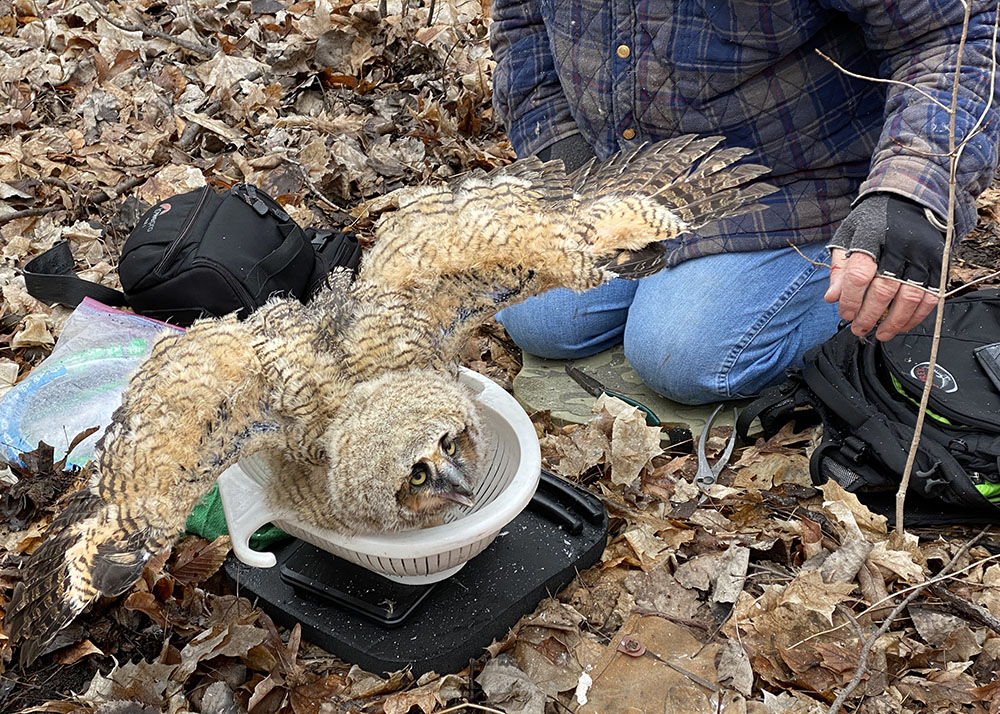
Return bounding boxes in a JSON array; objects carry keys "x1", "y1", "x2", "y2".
[{"x1": 2, "y1": 2, "x2": 1000, "y2": 713}]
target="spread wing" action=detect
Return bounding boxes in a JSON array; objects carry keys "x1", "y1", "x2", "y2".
[
  {"x1": 4, "y1": 314, "x2": 288, "y2": 667},
  {"x1": 340, "y1": 136, "x2": 775, "y2": 375}
]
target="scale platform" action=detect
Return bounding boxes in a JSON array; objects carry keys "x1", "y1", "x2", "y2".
[{"x1": 223, "y1": 471, "x2": 608, "y2": 675}]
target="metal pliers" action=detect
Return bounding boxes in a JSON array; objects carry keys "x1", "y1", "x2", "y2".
[{"x1": 695, "y1": 404, "x2": 738, "y2": 497}]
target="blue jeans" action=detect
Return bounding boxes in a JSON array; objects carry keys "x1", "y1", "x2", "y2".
[{"x1": 498, "y1": 242, "x2": 841, "y2": 405}]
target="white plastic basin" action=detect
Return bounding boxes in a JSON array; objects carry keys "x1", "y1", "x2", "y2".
[{"x1": 218, "y1": 368, "x2": 541, "y2": 584}]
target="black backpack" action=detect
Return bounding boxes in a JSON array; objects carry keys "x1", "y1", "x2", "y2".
[
  {"x1": 24, "y1": 183, "x2": 362, "y2": 326},
  {"x1": 736, "y1": 289, "x2": 1000, "y2": 526}
]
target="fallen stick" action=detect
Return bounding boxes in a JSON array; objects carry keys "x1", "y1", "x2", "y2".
[
  {"x1": 84, "y1": 0, "x2": 217, "y2": 57},
  {"x1": 0, "y1": 174, "x2": 151, "y2": 227},
  {"x1": 825, "y1": 527, "x2": 989, "y2": 714},
  {"x1": 929, "y1": 581, "x2": 1000, "y2": 636}
]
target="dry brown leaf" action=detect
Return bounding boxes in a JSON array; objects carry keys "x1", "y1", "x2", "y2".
[
  {"x1": 868, "y1": 539, "x2": 925, "y2": 583},
  {"x1": 52, "y1": 638, "x2": 104, "y2": 665},
  {"x1": 11, "y1": 314, "x2": 54, "y2": 349},
  {"x1": 674, "y1": 552, "x2": 723, "y2": 591},
  {"x1": 711, "y1": 544, "x2": 750, "y2": 606},
  {"x1": 621, "y1": 524, "x2": 670, "y2": 570},
  {"x1": 717, "y1": 639, "x2": 754, "y2": 696},
  {"x1": 779, "y1": 570, "x2": 856, "y2": 623},
  {"x1": 168, "y1": 535, "x2": 232, "y2": 586},
  {"x1": 477, "y1": 655, "x2": 547, "y2": 714},
  {"x1": 137, "y1": 165, "x2": 207, "y2": 205},
  {"x1": 625, "y1": 562, "x2": 703, "y2": 620},
  {"x1": 122, "y1": 591, "x2": 168, "y2": 629},
  {"x1": 79, "y1": 658, "x2": 182, "y2": 707},
  {"x1": 346, "y1": 666, "x2": 411, "y2": 699},
  {"x1": 195, "y1": 54, "x2": 268, "y2": 91},
  {"x1": 733, "y1": 452, "x2": 811, "y2": 491},
  {"x1": 821, "y1": 480, "x2": 888, "y2": 538},
  {"x1": 555, "y1": 423, "x2": 610, "y2": 478},
  {"x1": 595, "y1": 394, "x2": 663, "y2": 485},
  {"x1": 818, "y1": 536, "x2": 872, "y2": 584},
  {"x1": 173, "y1": 621, "x2": 267, "y2": 683},
  {"x1": 288, "y1": 673, "x2": 350, "y2": 714},
  {"x1": 381, "y1": 673, "x2": 464, "y2": 714}
]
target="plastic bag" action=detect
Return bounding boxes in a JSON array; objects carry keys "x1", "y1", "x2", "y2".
[{"x1": 0, "y1": 298, "x2": 181, "y2": 468}]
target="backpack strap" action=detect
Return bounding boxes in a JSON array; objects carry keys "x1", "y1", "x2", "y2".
[
  {"x1": 23, "y1": 241, "x2": 128, "y2": 309},
  {"x1": 243, "y1": 226, "x2": 316, "y2": 303},
  {"x1": 735, "y1": 376, "x2": 817, "y2": 442}
]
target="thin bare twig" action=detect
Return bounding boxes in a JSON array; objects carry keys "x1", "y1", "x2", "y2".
[
  {"x1": 825, "y1": 528, "x2": 988, "y2": 714},
  {"x1": 814, "y1": 49, "x2": 951, "y2": 113},
  {"x1": 0, "y1": 205, "x2": 61, "y2": 224},
  {"x1": 791, "y1": 548, "x2": 1000, "y2": 648},
  {"x1": 945, "y1": 267, "x2": 1000, "y2": 294},
  {"x1": 929, "y1": 581, "x2": 1000, "y2": 635},
  {"x1": 434, "y1": 703, "x2": 505, "y2": 714},
  {"x1": 788, "y1": 240, "x2": 832, "y2": 269},
  {"x1": 84, "y1": 0, "x2": 217, "y2": 57},
  {"x1": 895, "y1": 2, "x2": 973, "y2": 534},
  {"x1": 0, "y1": 173, "x2": 151, "y2": 227}
]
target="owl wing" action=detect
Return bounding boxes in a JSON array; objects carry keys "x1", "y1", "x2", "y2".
[
  {"x1": 342, "y1": 136, "x2": 775, "y2": 373},
  {"x1": 4, "y1": 314, "x2": 292, "y2": 667}
]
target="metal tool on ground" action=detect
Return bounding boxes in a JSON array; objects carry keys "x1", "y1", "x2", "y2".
[
  {"x1": 695, "y1": 403, "x2": 738, "y2": 497},
  {"x1": 564, "y1": 364, "x2": 694, "y2": 453}
]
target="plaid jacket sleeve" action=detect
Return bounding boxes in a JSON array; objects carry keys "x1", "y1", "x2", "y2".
[
  {"x1": 823, "y1": 0, "x2": 1000, "y2": 238},
  {"x1": 489, "y1": 0, "x2": 584, "y2": 158}
]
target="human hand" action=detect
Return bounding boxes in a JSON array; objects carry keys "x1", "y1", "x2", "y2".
[{"x1": 824, "y1": 194, "x2": 944, "y2": 341}]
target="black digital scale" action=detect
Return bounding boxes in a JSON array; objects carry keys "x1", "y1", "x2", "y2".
[{"x1": 224, "y1": 471, "x2": 608, "y2": 675}]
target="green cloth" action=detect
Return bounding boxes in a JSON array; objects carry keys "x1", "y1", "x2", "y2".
[
  {"x1": 976, "y1": 482, "x2": 1000, "y2": 503},
  {"x1": 186, "y1": 482, "x2": 290, "y2": 550}
]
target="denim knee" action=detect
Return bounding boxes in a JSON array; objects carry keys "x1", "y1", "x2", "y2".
[
  {"x1": 496, "y1": 283, "x2": 635, "y2": 360},
  {"x1": 624, "y1": 333, "x2": 729, "y2": 405},
  {"x1": 625, "y1": 321, "x2": 830, "y2": 405},
  {"x1": 498, "y1": 305, "x2": 612, "y2": 359}
]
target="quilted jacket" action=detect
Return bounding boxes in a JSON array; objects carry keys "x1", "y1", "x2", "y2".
[{"x1": 490, "y1": 0, "x2": 1000, "y2": 264}]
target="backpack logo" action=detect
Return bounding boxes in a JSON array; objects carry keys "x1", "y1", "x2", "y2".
[
  {"x1": 143, "y1": 202, "x2": 171, "y2": 232},
  {"x1": 910, "y1": 362, "x2": 959, "y2": 392}
]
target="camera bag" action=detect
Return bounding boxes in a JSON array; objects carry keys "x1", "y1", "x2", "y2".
[{"x1": 24, "y1": 183, "x2": 361, "y2": 326}]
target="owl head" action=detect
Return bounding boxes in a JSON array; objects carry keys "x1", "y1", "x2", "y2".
[{"x1": 322, "y1": 368, "x2": 486, "y2": 533}]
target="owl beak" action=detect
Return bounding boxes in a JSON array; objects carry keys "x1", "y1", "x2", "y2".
[{"x1": 435, "y1": 463, "x2": 476, "y2": 508}]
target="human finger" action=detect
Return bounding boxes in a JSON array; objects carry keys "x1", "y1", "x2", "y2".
[
  {"x1": 899, "y1": 290, "x2": 939, "y2": 334},
  {"x1": 837, "y1": 252, "x2": 877, "y2": 322},
  {"x1": 824, "y1": 248, "x2": 848, "y2": 304},
  {"x1": 851, "y1": 274, "x2": 899, "y2": 336},
  {"x1": 874, "y1": 283, "x2": 927, "y2": 341}
]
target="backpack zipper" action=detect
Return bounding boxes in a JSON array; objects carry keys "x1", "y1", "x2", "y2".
[
  {"x1": 154, "y1": 185, "x2": 212, "y2": 274},
  {"x1": 231, "y1": 183, "x2": 291, "y2": 222}
]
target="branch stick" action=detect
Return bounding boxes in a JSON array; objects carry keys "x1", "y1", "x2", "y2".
[
  {"x1": 825, "y1": 527, "x2": 988, "y2": 714},
  {"x1": 84, "y1": 0, "x2": 217, "y2": 57},
  {"x1": 945, "y1": 267, "x2": 1000, "y2": 294},
  {"x1": 815, "y1": 49, "x2": 951, "y2": 112},
  {"x1": 790, "y1": 549, "x2": 1000, "y2": 648},
  {"x1": 929, "y1": 581, "x2": 1000, "y2": 634},
  {"x1": 0, "y1": 174, "x2": 151, "y2": 227},
  {"x1": 894, "y1": 2, "x2": 972, "y2": 535}
]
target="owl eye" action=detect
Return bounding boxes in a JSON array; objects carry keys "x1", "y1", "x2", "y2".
[
  {"x1": 441, "y1": 435, "x2": 456, "y2": 456},
  {"x1": 409, "y1": 464, "x2": 429, "y2": 487}
]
